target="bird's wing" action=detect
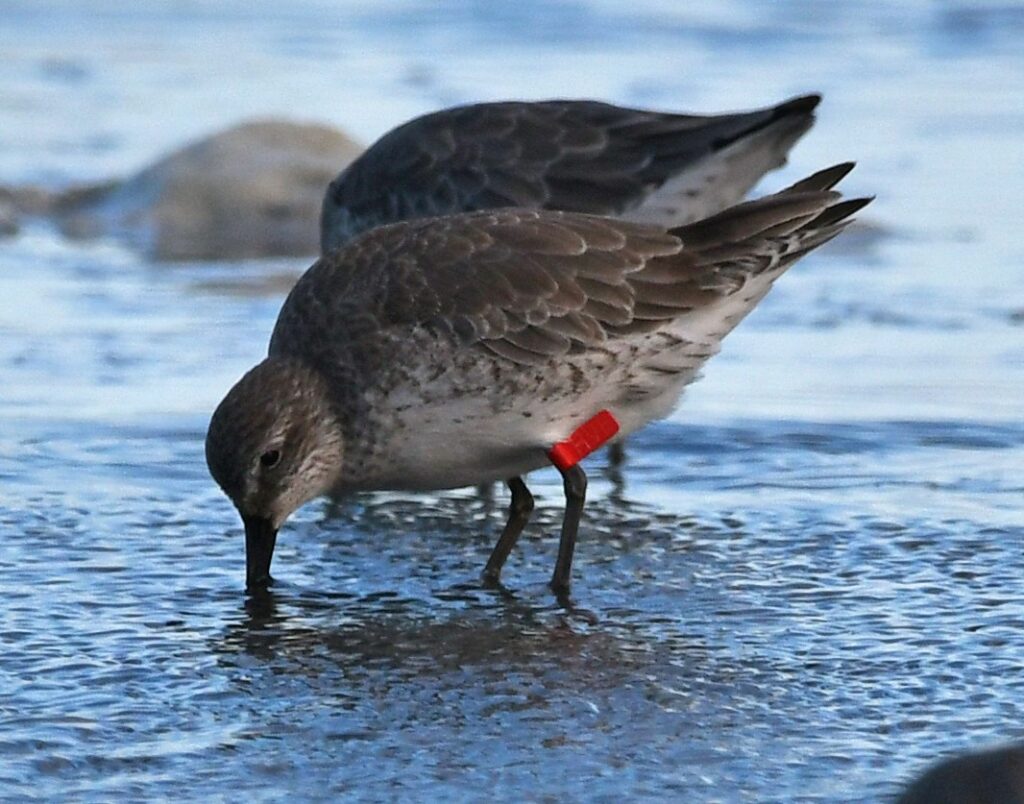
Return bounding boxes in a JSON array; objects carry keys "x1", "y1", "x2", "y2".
[
  {"x1": 320, "y1": 96, "x2": 821, "y2": 251},
  {"x1": 282, "y1": 166, "x2": 869, "y2": 369}
]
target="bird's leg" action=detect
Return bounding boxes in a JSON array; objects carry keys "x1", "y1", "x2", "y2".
[
  {"x1": 550, "y1": 463, "x2": 587, "y2": 597},
  {"x1": 482, "y1": 477, "x2": 534, "y2": 585},
  {"x1": 607, "y1": 441, "x2": 626, "y2": 467}
]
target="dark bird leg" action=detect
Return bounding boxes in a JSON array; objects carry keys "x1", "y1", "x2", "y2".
[
  {"x1": 550, "y1": 463, "x2": 587, "y2": 597},
  {"x1": 605, "y1": 441, "x2": 627, "y2": 505},
  {"x1": 476, "y1": 482, "x2": 495, "y2": 508},
  {"x1": 482, "y1": 477, "x2": 534, "y2": 585}
]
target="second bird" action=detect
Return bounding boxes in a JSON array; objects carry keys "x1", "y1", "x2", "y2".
[{"x1": 320, "y1": 94, "x2": 823, "y2": 253}]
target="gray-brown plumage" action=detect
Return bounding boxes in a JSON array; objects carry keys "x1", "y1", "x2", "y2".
[
  {"x1": 207, "y1": 164, "x2": 869, "y2": 597},
  {"x1": 320, "y1": 94, "x2": 822, "y2": 253}
]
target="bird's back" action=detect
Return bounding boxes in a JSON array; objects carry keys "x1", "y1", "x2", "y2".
[{"x1": 320, "y1": 95, "x2": 821, "y2": 253}]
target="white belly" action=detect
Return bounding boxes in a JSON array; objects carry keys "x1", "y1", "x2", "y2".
[{"x1": 347, "y1": 274, "x2": 781, "y2": 492}]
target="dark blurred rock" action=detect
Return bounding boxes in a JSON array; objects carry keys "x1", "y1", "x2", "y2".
[
  {"x1": 0, "y1": 183, "x2": 66, "y2": 236},
  {"x1": 0, "y1": 184, "x2": 55, "y2": 217},
  {"x1": 0, "y1": 199, "x2": 19, "y2": 237},
  {"x1": 50, "y1": 119, "x2": 362, "y2": 261},
  {"x1": 897, "y1": 743, "x2": 1024, "y2": 804}
]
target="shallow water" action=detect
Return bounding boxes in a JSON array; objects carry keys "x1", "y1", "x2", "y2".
[{"x1": 2, "y1": 1, "x2": 1024, "y2": 801}]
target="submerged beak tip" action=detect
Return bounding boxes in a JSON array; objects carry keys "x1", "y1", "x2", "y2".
[{"x1": 243, "y1": 515, "x2": 279, "y2": 593}]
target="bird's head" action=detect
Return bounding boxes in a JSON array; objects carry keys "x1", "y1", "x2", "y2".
[{"x1": 205, "y1": 357, "x2": 344, "y2": 591}]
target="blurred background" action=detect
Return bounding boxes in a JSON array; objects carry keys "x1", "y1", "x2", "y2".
[{"x1": 1, "y1": 1, "x2": 1022, "y2": 800}]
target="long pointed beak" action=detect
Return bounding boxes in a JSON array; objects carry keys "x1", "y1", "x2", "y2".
[{"x1": 243, "y1": 515, "x2": 278, "y2": 592}]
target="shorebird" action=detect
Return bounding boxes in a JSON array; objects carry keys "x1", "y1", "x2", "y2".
[
  {"x1": 320, "y1": 94, "x2": 822, "y2": 254},
  {"x1": 206, "y1": 164, "x2": 869, "y2": 598},
  {"x1": 320, "y1": 94, "x2": 822, "y2": 468}
]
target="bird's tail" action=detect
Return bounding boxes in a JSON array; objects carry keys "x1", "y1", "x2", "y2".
[
  {"x1": 667, "y1": 162, "x2": 872, "y2": 283},
  {"x1": 624, "y1": 94, "x2": 824, "y2": 227}
]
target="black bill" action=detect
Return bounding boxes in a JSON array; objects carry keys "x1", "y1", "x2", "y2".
[{"x1": 243, "y1": 515, "x2": 278, "y2": 592}]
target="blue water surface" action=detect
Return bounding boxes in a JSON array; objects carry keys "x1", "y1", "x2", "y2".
[{"x1": 1, "y1": 1, "x2": 1023, "y2": 800}]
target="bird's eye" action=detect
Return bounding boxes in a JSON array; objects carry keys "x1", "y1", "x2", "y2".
[{"x1": 259, "y1": 449, "x2": 281, "y2": 468}]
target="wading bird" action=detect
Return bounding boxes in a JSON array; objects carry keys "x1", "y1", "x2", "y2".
[{"x1": 207, "y1": 164, "x2": 869, "y2": 599}]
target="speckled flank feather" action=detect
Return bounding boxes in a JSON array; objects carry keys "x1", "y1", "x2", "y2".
[
  {"x1": 272, "y1": 165, "x2": 869, "y2": 490},
  {"x1": 320, "y1": 95, "x2": 821, "y2": 252}
]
